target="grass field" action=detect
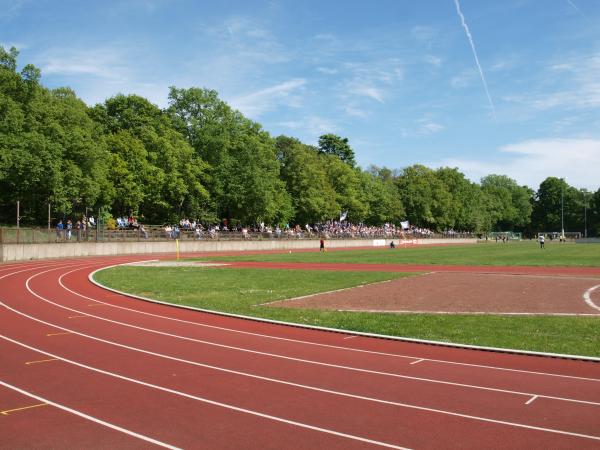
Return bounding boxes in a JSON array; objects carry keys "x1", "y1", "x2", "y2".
[
  {"x1": 94, "y1": 263, "x2": 600, "y2": 357},
  {"x1": 194, "y1": 241, "x2": 600, "y2": 267}
]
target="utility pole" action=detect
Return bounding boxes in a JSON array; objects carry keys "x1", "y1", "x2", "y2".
[
  {"x1": 584, "y1": 191, "x2": 588, "y2": 239},
  {"x1": 17, "y1": 200, "x2": 20, "y2": 229},
  {"x1": 561, "y1": 187, "x2": 564, "y2": 239}
]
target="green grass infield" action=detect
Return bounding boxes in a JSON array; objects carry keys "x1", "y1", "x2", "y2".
[
  {"x1": 193, "y1": 241, "x2": 600, "y2": 267},
  {"x1": 94, "y1": 265, "x2": 600, "y2": 357}
]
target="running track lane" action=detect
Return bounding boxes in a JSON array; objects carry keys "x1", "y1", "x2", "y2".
[{"x1": 0, "y1": 256, "x2": 599, "y2": 449}]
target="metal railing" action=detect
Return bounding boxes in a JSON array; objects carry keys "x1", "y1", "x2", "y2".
[{"x1": 0, "y1": 226, "x2": 477, "y2": 244}]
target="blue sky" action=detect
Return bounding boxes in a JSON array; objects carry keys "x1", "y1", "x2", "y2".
[{"x1": 2, "y1": 0, "x2": 599, "y2": 190}]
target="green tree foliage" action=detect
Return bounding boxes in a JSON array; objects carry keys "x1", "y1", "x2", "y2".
[
  {"x1": 322, "y1": 155, "x2": 367, "y2": 222},
  {"x1": 589, "y1": 189, "x2": 600, "y2": 236},
  {"x1": 0, "y1": 47, "x2": 110, "y2": 224},
  {"x1": 362, "y1": 166, "x2": 404, "y2": 225},
  {"x1": 276, "y1": 136, "x2": 338, "y2": 224},
  {"x1": 168, "y1": 87, "x2": 292, "y2": 225},
  {"x1": 481, "y1": 174, "x2": 533, "y2": 231},
  {"x1": 532, "y1": 177, "x2": 569, "y2": 231},
  {"x1": 2, "y1": 47, "x2": 598, "y2": 235},
  {"x1": 395, "y1": 165, "x2": 456, "y2": 230},
  {"x1": 318, "y1": 134, "x2": 356, "y2": 167},
  {"x1": 91, "y1": 94, "x2": 210, "y2": 223}
]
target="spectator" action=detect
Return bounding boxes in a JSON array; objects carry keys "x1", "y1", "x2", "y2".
[
  {"x1": 66, "y1": 219, "x2": 72, "y2": 240},
  {"x1": 55, "y1": 220, "x2": 64, "y2": 241}
]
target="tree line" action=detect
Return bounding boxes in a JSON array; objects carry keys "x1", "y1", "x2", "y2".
[{"x1": 1, "y1": 47, "x2": 599, "y2": 236}]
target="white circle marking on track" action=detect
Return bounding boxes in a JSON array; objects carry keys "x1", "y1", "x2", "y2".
[{"x1": 583, "y1": 284, "x2": 600, "y2": 312}]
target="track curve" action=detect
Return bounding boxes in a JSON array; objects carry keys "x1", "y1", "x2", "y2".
[{"x1": 1, "y1": 255, "x2": 599, "y2": 449}]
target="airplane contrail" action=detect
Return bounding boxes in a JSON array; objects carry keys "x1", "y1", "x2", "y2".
[
  {"x1": 566, "y1": 0, "x2": 587, "y2": 20},
  {"x1": 453, "y1": 0, "x2": 497, "y2": 120}
]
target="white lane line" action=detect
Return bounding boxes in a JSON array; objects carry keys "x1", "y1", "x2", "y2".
[
  {"x1": 65, "y1": 265, "x2": 600, "y2": 382},
  {"x1": 33, "y1": 266, "x2": 600, "y2": 406},
  {"x1": 0, "y1": 336, "x2": 411, "y2": 450},
  {"x1": 410, "y1": 359, "x2": 425, "y2": 365},
  {"x1": 0, "y1": 379, "x2": 181, "y2": 450},
  {"x1": 0, "y1": 262, "x2": 74, "y2": 281},
  {"x1": 338, "y1": 309, "x2": 600, "y2": 317},
  {"x1": 1, "y1": 334, "x2": 598, "y2": 443},
  {"x1": 343, "y1": 336, "x2": 358, "y2": 340},
  {"x1": 583, "y1": 285, "x2": 600, "y2": 312},
  {"x1": 259, "y1": 279, "x2": 394, "y2": 306},
  {"x1": 8, "y1": 302, "x2": 599, "y2": 426},
  {"x1": 526, "y1": 396, "x2": 538, "y2": 406},
  {"x1": 6, "y1": 284, "x2": 600, "y2": 409},
  {"x1": 4, "y1": 262, "x2": 600, "y2": 409}
]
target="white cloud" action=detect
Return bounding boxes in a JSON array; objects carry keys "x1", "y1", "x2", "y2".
[
  {"x1": 278, "y1": 115, "x2": 337, "y2": 141},
  {"x1": 38, "y1": 47, "x2": 130, "y2": 80},
  {"x1": 337, "y1": 60, "x2": 404, "y2": 111},
  {"x1": 0, "y1": 0, "x2": 28, "y2": 21},
  {"x1": 424, "y1": 55, "x2": 443, "y2": 67},
  {"x1": 401, "y1": 119, "x2": 445, "y2": 138},
  {"x1": 344, "y1": 105, "x2": 369, "y2": 119},
  {"x1": 0, "y1": 41, "x2": 28, "y2": 51},
  {"x1": 433, "y1": 138, "x2": 600, "y2": 190},
  {"x1": 489, "y1": 55, "x2": 519, "y2": 72},
  {"x1": 410, "y1": 26, "x2": 437, "y2": 48},
  {"x1": 450, "y1": 70, "x2": 476, "y2": 89},
  {"x1": 316, "y1": 67, "x2": 338, "y2": 75},
  {"x1": 229, "y1": 78, "x2": 306, "y2": 117},
  {"x1": 507, "y1": 52, "x2": 600, "y2": 111},
  {"x1": 352, "y1": 85, "x2": 385, "y2": 103}
]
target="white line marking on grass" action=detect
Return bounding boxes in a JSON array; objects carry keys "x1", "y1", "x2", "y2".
[
  {"x1": 61, "y1": 265, "x2": 600, "y2": 381},
  {"x1": 0, "y1": 380, "x2": 181, "y2": 450},
  {"x1": 13, "y1": 273, "x2": 600, "y2": 408},
  {"x1": 0, "y1": 336, "x2": 411, "y2": 450},
  {"x1": 526, "y1": 396, "x2": 538, "y2": 405},
  {"x1": 2, "y1": 334, "x2": 599, "y2": 443},
  {"x1": 258, "y1": 279, "x2": 394, "y2": 306},
  {"x1": 337, "y1": 309, "x2": 600, "y2": 316},
  {"x1": 583, "y1": 285, "x2": 600, "y2": 312},
  {"x1": 3, "y1": 260, "x2": 599, "y2": 400}
]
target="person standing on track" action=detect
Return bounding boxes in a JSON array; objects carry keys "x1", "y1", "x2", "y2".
[
  {"x1": 538, "y1": 233, "x2": 545, "y2": 249},
  {"x1": 320, "y1": 238, "x2": 325, "y2": 252}
]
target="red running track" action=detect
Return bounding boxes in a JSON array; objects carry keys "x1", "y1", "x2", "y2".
[{"x1": 1, "y1": 255, "x2": 599, "y2": 449}]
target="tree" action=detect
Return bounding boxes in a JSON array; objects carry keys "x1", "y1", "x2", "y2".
[
  {"x1": 0, "y1": 47, "x2": 111, "y2": 224},
  {"x1": 318, "y1": 134, "x2": 356, "y2": 167},
  {"x1": 92, "y1": 94, "x2": 210, "y2": 223},
  {"x1": 276, "y1": 136, "x2": 337, "y2": 224},
  {"x1": 532, "y1": 177, "x2": 570, "y2": 232},
  {"x1": 589, "y1": 188, "x2": 600, "y2": 236},
  {"x1": 322, "y1": 155, "x2": 367, "y2": 222},
  {"x1": 395, "y1": 165, "x2": 453, "y2": 230},
  {"x1": 362, "y1": 166, "x2": 404, "y2": 225},
  {"x1": 481, "y1": 174, "x2": 533, "y2": 231},
  {"x1": 168, "y1": 87, "x2": 292, "y2": 225}
]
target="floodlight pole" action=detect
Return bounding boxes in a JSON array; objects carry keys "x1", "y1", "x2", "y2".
[
  {"x1": 561, "y1": 188, "x2": 564, "y2": 238},
  {"x1": 584, "y1": 191, "x2": 587, "y2": 239}
]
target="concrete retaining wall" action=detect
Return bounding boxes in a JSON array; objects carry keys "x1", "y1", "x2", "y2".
[{"x1": 0, "y1": 238, "x2": 477, "y2": 262}]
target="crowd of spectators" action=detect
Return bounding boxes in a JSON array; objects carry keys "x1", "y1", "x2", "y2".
[
  {"x1": 55, "y1": 215, "x2": 96, "y2": 241},
  {"x1": 55, "y1": 213, "x2": 473, "y2": 242},
  {"x1": 157, "y1": 219, "x2": 455, "y2": 240}
]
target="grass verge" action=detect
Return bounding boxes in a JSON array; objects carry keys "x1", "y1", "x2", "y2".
[
  {"x1": 193, "y1": 241, "x2": 600, "y2": 267},
  {"x1": 94, "y1": 266, "x2": 600, "y2": 357}
]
